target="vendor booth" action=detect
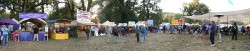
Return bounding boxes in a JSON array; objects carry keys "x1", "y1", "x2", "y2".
[
  {"x1": 0, "y1": 19, "x2": 20, "y2": 41},
  {"x1": 76, "y1": 10, "x2": 98, "y2": 37},
  {"x1": 47, "y1": 19, "x2": 72, "y2": 40},
  {"x1": 19, "y1": 13, "x2": 48, "y2": 41}
]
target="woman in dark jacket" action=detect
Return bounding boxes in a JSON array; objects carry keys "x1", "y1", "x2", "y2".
[{"x1": 231, "y1": 22, "x2": 238, "y2": 40}]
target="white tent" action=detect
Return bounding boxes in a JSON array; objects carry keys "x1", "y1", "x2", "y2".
[{"x1": 184, "y1": 8, "x2": 250, "y2": 22}]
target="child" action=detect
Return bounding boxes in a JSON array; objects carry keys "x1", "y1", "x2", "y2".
[
  {"x1": 113, "y1": 28, "x2": 119, "y2": 44},
  {"x1": 12, "y1": 30, "x2": 19, "y2": 42}
]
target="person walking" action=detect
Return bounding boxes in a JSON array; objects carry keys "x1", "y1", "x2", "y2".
[
  {"x1": 140, "y1": 26, "x2": 147, "y2": 43},
  {"x1": 33, "y1": 26, "x2": 39, "y2": 41},
  {"x1": 210, "y1": 21, "x2": 217, "y2": 47},
  {"x1": 2, "y1": 25, "x2": 9, "y2": 46},
  {"x1": 113, "y1": 28, "x2": 119, "y2": 44},
  {"x1": 232, "y1": 22, "x2": 238, "y2": 40},
  {"x1": 135, "y1": 27, "x2": 140, "y2": 42}
]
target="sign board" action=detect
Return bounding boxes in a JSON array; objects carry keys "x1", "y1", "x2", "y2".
[
  {"x1": 147, "y1": 20, "x2": 153, "y2": 25},
  {"x1": 171, "y1": 20, "x2": 178, "y2": 25},
  {"x1": 19, "y1": 13, "x2": 47, "y2": 18},
  {"x1": 128, "y1": 21, "x2": 136, "y2": 26},
  {"x1": 118, "y1": 23, "x2": 123, "y2": 26},
  {"x1": 123, "y1": 23, "x2": 127, "y2": 26},
  {"x1": 108, "y1": 22, "x2": 115, "y2": 26},
  {"x1": 178, "y1": 20, "x2": 183, "y2": 22},
  {"x1": 77, "y1": 10, "x2": 91, "y2": 23}
]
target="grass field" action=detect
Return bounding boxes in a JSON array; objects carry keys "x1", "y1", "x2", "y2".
[{"x1": 1, "y1": 32, "x2": 250, "y2": 51}]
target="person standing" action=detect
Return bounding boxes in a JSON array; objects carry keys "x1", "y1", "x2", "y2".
[
  {"x1": 183, "y1": 24, "x2": 187, "y2": 34},
  {"x1": 232, "y1": 22, "x2": 238, "y2": 40},
  {"x1": 84, "y1": 26, "x2": 90, "y2": 40},
  {"x1": 113, "y1": 28, "x2": 119, "y2": 44},
  {"x1": 135, "y1": 27, "x2": 140, "y2": 42},
  {"x1": 163, "y1": 25, "x2": 166, "y2": 33},
  {"x1": 33, "y1": 26, "x2": 39, "y2": 41},
  {"x1": 140, "y1": 26, "x2": 147, "y2": 43},
  {"x1": 210, "y1": 21, "x2": 217, "y2": 46},
  {"x1": 0, "y1": 26, "x2": 2, "y2": 46},
  {"x1": 2, "y1": 25, "x2": 9, "y2": 46}
]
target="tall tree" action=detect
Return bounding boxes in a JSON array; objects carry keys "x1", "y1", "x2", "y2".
[
  {"x1": 0, "y1": 0, "x2": 50, "y2": 20},
  {"x1": 182, "y1": 0, "x2": 209, "y2": 23},
  {"x1": 183, "y1": 0, "x2": 209, "y2": 16},
  {"x1": 99, "y1": 0, "x2": 138, "y2": 23}
]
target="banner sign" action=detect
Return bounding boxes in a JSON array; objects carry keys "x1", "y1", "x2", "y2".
[
  {"x1": 123, "y1": 23, "x2": 127, "y2": 26},
  {"x1": 19, "y1": 13, "x2": 47, "y2": 18},
  {"x1": 128, "y1": 21, "x2": 136, "y2": 26},
  {"x1": 118, "y1": 23, "x2": 123, "y2": 26},
  {"x1": 77, "y1": 10, "x2": 91, "y2": 23},
  {"x1": 172, "y1": 20, "x2": 178, "y2": 24},
  {"x1": 147, "y1": 20, "x2": 153, "y2": 25}
]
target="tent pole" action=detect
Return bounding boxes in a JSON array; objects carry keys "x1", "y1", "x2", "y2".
[{"x1": 227, "y1": 16, "x2": 228, "y2": 27}]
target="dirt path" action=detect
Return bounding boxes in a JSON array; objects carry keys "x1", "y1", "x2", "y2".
[{"x1": 1, "y1": 32, "x2": 250, "y2": 51}]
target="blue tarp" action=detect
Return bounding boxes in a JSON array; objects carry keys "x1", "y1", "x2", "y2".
[{"x1": 19, "y1": 32, "x2": 46, "y2": 41}]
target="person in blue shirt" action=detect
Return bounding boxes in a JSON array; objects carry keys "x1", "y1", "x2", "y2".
[
  {"x1": 140, "y1": 26, "x2": 147, "y2": 43},
  {"x1": 2, "y1": 25, "x2": 9, "y2": 46},
  {"x1": 210, "y1": 21, "x2": 217, "y2": 47}
]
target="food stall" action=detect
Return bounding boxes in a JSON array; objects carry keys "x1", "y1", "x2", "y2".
[
  {"x1": 19, "y1": 13, "x2": 48, "y2": 41},
  {"x1": 49, "y1": 19, "x2": 71, "y2": 40}
]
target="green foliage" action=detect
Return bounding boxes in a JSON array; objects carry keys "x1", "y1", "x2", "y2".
[
  {"x1": 183, "y1": 0, "x2": 209, "y2": 16},
  {"x1": 99, "y1": 0, "x2": 138, "y2": 23},
  {"x1": 99, "y1": 0, "x2": 163, "y2": 25},
  {"x1": 48, "y1": 7, "x2": 76, "y2": 20},
  {"x1": 182, "y1": 0, "x2": 209, "y2": 23}
]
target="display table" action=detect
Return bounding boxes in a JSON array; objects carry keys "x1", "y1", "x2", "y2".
[
  {"x1": 51, "y1": 33, "x2": 68, "y2": 40},
  {"x1": 19, "y1": 32, "x2": 46, "y2": 41}
]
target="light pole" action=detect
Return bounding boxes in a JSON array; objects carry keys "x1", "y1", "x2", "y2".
[{"x1": 215, "y1": 14, "x2": 224, "y2": 42}]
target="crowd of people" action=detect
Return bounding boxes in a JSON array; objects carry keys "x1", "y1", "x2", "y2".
[
  {"x1": 0, "y1": 24, "x2": 42, "y2": 47},
  {"x1": 81, "y1": 21, "x2": 242, "y2": 46},
  {"x1": 84, "y1": 25, "x2": 149, "y2": 44}
]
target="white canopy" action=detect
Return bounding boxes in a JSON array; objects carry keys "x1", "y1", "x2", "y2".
[{"x1": 184, "y1": 8, "x2": 250, "y2": 22}]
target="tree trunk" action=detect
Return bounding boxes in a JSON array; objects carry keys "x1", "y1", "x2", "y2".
[
  {"x1": 41, "y1": 0, "x2": 45, "y2": 13},
  {"x1": 81, "y1": 0, "x2": 86, "y2": 11},
  {"x1": 87, "y1": 0, "x2": 92, "y2": 11}
]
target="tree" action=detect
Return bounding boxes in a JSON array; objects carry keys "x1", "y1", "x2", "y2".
[
  {"x1": 99, "y1": 0, "x2": 138, "y2": 23},
  {"x1": 98, "y1": 0, "x2": 163, "y2": 25},
  {"x1": 183, "y1": 0, "x2": 209, "y2": 16},
  {"x1": 0, "y1": 0, "x2": 51, "y2": 20},
  {"x1": 48, "y1": 0, "x2": 76, "y2": 20},
  {"x1": 182, "y1": 0, "x2": 209, "y2": 23}
]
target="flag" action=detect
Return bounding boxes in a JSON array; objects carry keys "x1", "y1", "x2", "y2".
[{"x1": 228, "y1": 0, "x2": 233, "y2": 5}]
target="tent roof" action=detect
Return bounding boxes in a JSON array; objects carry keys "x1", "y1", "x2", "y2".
[
  {"x1": 0, "y1": 19, "x2": 19, "y2": 25},
  {"x1": 184, "y1": 8, "x2": 250, "y2": 22},
  {"x1": 20, "y1": 18, "x2": 46, "y2": 27}
]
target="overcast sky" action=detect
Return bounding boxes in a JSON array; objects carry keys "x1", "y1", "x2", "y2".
[
  {"x1": 58, "y1": 0, "x2": 250, "y2": 13},
  {"x1": 158, "y1": 0, "x2": 250, "y2": 13}
]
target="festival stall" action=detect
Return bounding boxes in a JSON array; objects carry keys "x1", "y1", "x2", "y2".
[
  {"x1": 76, "y1": 10, "x2": 98, "y2": 37},
  {"x1": 19, "y1": 13, "x2": 48, "y2": 41},
  {"x1": 49, "y1": 19, "x2": 71, "y2": 40}
]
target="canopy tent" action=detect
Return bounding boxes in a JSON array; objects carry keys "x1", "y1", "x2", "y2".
[
  {"x1": 19, "y1": 18, "x2": 47, "y2": 27},
  {"x1": 184, "y1": 8, "x2": 250, "y2": 22},
  {"x1": 0, "y1": 19, "x2": 19, "y2": 25},
  {"x1": 0, "y1": 19, "x2": 20, "y2": 30}
]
